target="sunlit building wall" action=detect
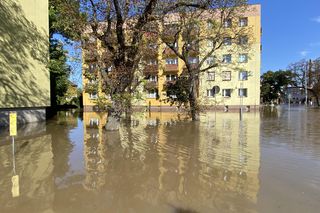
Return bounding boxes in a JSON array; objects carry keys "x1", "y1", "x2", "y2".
[
  {"x1": 82, "y1": 4, "x2": 261, "y2": 111},
  {"x1": 0, "y1": 0, "x2": 50, "y2": 124}
]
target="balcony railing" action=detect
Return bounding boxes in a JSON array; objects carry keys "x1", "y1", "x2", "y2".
[
  {"x1": 165, "y1": 64, "x2": 179, "y2": 72},
  {"x1": 145, "y1": 81, "x2": 158, "y2": 90},
  {"x1": 143, "y1": 65, "x2": 158, "y2": 75}
]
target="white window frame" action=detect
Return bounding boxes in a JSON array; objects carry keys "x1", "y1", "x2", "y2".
[
  {"x1": 223, "y1": 37, "x2": 232, "y2": 46},
  {"x1": 239, "y1": 17, "x2": 248, "y2": 27},
  {"x1": 207, "y1": 21, "x2": 213, "y2": 30},
  {"x1": 223, "y1": 54, "x2": 232, "y2": 63},
  {"x1": 239, "y1": 71, "x2": 248, "y2": 81},
  {"x1": 207, "y1": 89, "x2": 215, "y2": 97},
  {"x1": 207, "y1": 72, "x2": 215, "y2": 81},
  {"x1": 239, "y1": 54, "x2": 248, "y2": 63},
  {"x1": 222, "y1": 89, "x2": 232, "y2": 97},
  {"x1": 166, "y1": 74, "x2": 177, "y2": 81},
  {"x1": 147, "y1": 89, "x2": 158, "y2": 99},
  {"x1": 148, "y1": 75, "x2": 157, "y2": 82},
  {"x1": 188, "y1": 57, "x2": 199, "y2": 64},
  {"x1": 89, "y1": 118, "x2": 99, "y2": 126},
  {"x1": 222, "y1": 71, "x2": 231, "y2": 81},
  {"x1": 89, "y1": 92, "x2": 98, "y2": 99},
  {"x1": 206, "y1": 56, "x2": 215, "y2": 66},
  {"x1": 223, "y1": 19, "x2": 232, "y2": 28},
  {"x1": 148, "y1": 59, "x2": 157, "y2": 65},
  {"x1": 239, "y1": 88, "x2": 248, "y2": 97},
  {"x1": 165, "y1": 58, "x2": 178, "y2": 65}
]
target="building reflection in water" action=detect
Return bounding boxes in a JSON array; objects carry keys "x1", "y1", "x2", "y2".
[
  {"x1": 0, "y1": 110, "x2": 260, "y2": 213},
  {"x1": 81, "y1": 111, "x2": 260, "y2": 213}
]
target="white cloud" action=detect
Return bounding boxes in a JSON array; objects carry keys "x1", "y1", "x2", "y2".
[
  {"x1": 300, "y1": 51, "x2": 310, "y2": 57},
  {"x1": 312, "y1": 16, "x2": 320, "y2": 23}
]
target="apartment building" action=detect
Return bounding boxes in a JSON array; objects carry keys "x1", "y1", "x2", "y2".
[
  {"x1": 0, "y1": 0, "x2": 50, "y2": 125},
  {"x1": 82, "y1": 4, "x2": 261, "y2": 111}
]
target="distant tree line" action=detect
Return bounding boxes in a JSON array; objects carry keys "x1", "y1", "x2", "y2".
[{"x1": 261, "y1": 57, "x2": 320, "y2": 106}]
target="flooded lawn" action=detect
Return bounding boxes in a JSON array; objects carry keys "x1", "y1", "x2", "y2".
[{"x1": 0, "y1": 107, "x2": 319, "y2": 213}]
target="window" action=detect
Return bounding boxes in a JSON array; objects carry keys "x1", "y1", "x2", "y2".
[
  {"x1": 207, "y1": 72, "x2": 215, "y2": 81},
  {"x1": 223, "y1": 37, "x2": 232, "y2": 46},
  {"x1": 239, "y1": 36, "x2": 248, "y2": 45},
  {"x1": 89, "y1": 92, "x2": 98, "y2": 99},
  {"x1": 166, "y1": 91, "x2": 177, "y2": 99},
  {"x1": 188, "y1": 57, "x2": 198, "y2": 64},
  {"x1": 169, "y1": 42, "x2": 178, "y2": 48},
  {"x1": 222, "y1": 89, "x2": 232, "y2": 97},
  {"x1": 207, "y1": 89, "x2": 215, "y2": 97},
  {"x1": 166, "y1": 74, "x2": 177, "y2": 81},
  {"x1": 239, "y1": 71, "x2": 248, "y2": 81},
  {"x1": 206, "y1": 56, "x2": 215, "y2": 66},
  {"x1": 88, "y1": 63, "x2": 97, "y2": 72},
  {"x1": 207, "y1": 39, "x2": 214, "y2": 47},
  {"x1": 223, "y1": 54, "x2": 232, "y2": 63},
  {"x1": 207, "y1": 21, "x2": 213, "y2": 30},
  {"x1": 239, "y1": 88, "x2": 248, "y2": 97},
  {"x1": 166, "y1": 58, "x2": 178, "y2": 65},
  {"x1": 89, "y1": 118, "x2": 99, "y2": 127},
  {"x1": 239, "y1": 17, "x2": 248, "y2": 27},
  {"x1": 148, "y1": 43, "x2": 157, "y2": 49},
  {"x1": 147, "y1": 89, "x2": 158, "y2": 99},
  {"x1": 148, "y1": 75, "x2": 157, "y2": 82},
  {"x1": 106, "y1": 66, "x2": 113, "y2": 72},
  {"x1": 148, "y1": 59, "x2": 157, "y2": 65},
  {"x1": 239, "y1": 54, "x2": 248, "y2": 63},
  {"x1": 222, "y1": 71, "x2": 231, "y2": 81},
  {"x1": 223, "y1": 19, "x2": 232, "y2": 28}
]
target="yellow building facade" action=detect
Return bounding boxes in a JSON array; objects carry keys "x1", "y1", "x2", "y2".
[
  {"x1": 0, "y1": 0, "x2": 50, "y2": 125},
  {"x1": 82, "y1": 4, "x2": 261, "y2": 112}
]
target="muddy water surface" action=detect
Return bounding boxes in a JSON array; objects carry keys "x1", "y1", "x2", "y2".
[{"x1": 0, "y1": 107, "x2": 319, "y2": 213}]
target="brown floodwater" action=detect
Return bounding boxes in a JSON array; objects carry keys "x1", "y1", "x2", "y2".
[{"x1": 0, "y1": 107, "x2": 319, "y2": 213}]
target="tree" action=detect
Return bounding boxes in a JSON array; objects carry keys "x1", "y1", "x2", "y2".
[
  {"x1": 48, "y1": 38, "x2": 72, "y2": 105},
  {"x1": 260, "y1": 70, "x2": 294, "y2": 104},
  {"x1": 159, "y1": 0, "x2": 252, "y2": 120},
  {"x1": 48, "y1": 0, "x2": 86, "y2": 107},
  {"x1": 288, "y1": 59, "x2": 320, "y2": 106},
  {"x1": 80, "y1": 0, "x2": 218, "y2": 130}
]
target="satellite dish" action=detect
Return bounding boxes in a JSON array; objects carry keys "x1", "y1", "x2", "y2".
[{"x1": 212, "y1": 86, "x2": 220, "y2": 94}]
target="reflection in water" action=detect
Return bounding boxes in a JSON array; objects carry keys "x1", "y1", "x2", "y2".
[
  {"x1": 0, "y1": 108, "x2": 319, "y2": 212},
  {"x1": 78, "y1": 112, "x2": 260, "y2": 213}
]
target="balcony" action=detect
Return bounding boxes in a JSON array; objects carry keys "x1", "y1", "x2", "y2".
[
  {"x1": 143, "y1": 65, "x2": 158, "y2": 75},
  {"x1": 144, "y1": 81, "x2": 158, "y2": 90},
  {"x1": 165, "y1": 64, "x2": 179, "y2": 72}
]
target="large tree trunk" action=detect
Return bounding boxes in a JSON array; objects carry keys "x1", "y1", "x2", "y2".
[
  {"x1": 189, "y1": 76, "x2": 200, "y2": 121},
  {"x1": 105, "y1": 101, "x2": 122, "y2": 131}
]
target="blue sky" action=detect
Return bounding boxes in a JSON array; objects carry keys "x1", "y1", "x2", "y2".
[
  {"x1": 65, "y1": 0, "x2": 320, "y2": 87},
  {"x1": 250, "y1": 0, "x2": 320, "y2": 72}
]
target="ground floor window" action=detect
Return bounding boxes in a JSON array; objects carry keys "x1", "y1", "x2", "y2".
[
  {"x1": 207, "y1": 89, "x2": 215, "y2": 97},
  {"x1": 222, "y1": 89, "x2": 232, "y2": 97},
  {"x1": 147, "y1": 89, "x2": 158, "y2": 99},
  {"x1": 239, "y1": 88, "x2": 248, "y2": 97},
  {"x1": 89, "y1": 92, "x2": 98, "y2": 99}
]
